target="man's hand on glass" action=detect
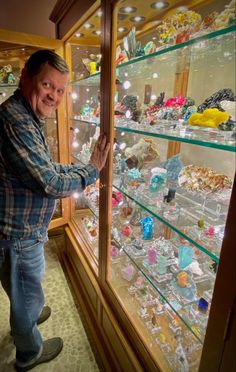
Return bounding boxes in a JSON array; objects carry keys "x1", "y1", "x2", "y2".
[{"x1": 89, "y1": 134, "x2": 110, "y2": 171}]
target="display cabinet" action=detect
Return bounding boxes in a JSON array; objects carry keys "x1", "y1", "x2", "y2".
[
  {"x1": 105, "y1": 1, "x2": 236, "y2": 371},
  {"x1": 0, "y1": 30, "x2": 69, "y2": 227},
  {"x1": 51, "y1": 0, "x2": 236, "y2": 370}
]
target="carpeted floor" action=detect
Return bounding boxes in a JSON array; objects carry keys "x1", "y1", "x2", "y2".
[{"x1": 0, "y1": 236, "x2": 101, "y2": 372}]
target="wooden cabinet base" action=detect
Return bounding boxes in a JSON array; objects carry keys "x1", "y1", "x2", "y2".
[{"x1": 63, "y1": 227, "x2": 145, "y2": 372}]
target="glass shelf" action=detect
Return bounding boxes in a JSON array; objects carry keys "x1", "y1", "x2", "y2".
[
  {"x1": 121, "y1": 244, "x2": 210, "y2": 344},
  {"x1": 71, "y1": 117, "x2": 100, "y2": 126},
  {"x1": 111, "y1": 199, "x2": 215, "y2": 344},
  {"x1": 71, "y1": 72, "x2": 100, "y2": 87},
  {"x1": 116, "y1": 25, "x2": 236, "y2": 72},
  {"x1": 112, "y1": 181, "x2": 229, "y2": 263},
  {"x1": 69, "y1": 26, "x2": 236, "y2": 87},
  {"x1": 0, "y1": 83, "x2": 18, "y2": 87},
  {"x1": 115, "y1": 123, "x2": 236, "y2": 152}
]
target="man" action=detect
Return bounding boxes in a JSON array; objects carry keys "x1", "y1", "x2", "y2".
[{"x1": 0, "y1": 49, "x2": 110, "y2": 371}]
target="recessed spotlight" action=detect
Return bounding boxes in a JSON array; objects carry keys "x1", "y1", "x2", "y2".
[
  {"x1": 83, "y1": 23, "x2": 94, "y2": 29},
  {"x1": 118, "y1": 27, "x2": 128, "y2": 33},
  {"x1": 119, "y1": 6, "x2": 137, "y2": 14},
  {"x1": 93, "y1": 30, "x2": 102, "y2": 36},
  {"x1": 96, "y1": 10, "x2": 102, "y2": 17},
  {"x1": 151, "y1": 1, "x2": 169, "y2": 10},
  {"x1": 130, "y1": 16, "x2": 146, "y2": 22},
  {"x1": 75, "y1": 32, "x2": 84, "y2": 38}
]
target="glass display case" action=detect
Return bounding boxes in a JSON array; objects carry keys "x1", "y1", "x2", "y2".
[
  {"x1": 65, "y1": 3, "x2": 102, "y2": 272},
  {"x1": 54, "y1": 0, "x2": 235, "y2": 369},
  {"x1": 106, "y1": 0, "x2": 235, "y2": 370}
]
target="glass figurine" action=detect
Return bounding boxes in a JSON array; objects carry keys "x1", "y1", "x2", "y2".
[
  {"x1": 149, "y1": 167, "x2": 167, "y2": 193},
  {"x1": 156, "y1": 255, "x2": 168, "y2": 275},
  {"x1": 140, "y1": 216, "x2": 154, "y2": 240},
  {"x1": 178, "y1": 245, "x2": 194, "y2": 269}
]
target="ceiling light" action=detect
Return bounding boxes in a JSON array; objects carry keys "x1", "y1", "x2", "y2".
[
  {"x1": 118, "y1": 27, "x2": 128, "y2": 33},
  {"x1": 96, "y1": 10, "x2": 102, "y2": 17},
  {"x1": 83, "y1": 23, "x2": 94, "y2": 29},
  {"x1": 93, "y1": 30, "x2": 102, "y2": 36},
  {"x1": 119, "y1": 6, "x2": 137, "y2": 14},
  {"x1": 75, "y1": 32, "x2": 84, "y2": 38},
  {"x1": 130, "y1": 16, "x2": 145, "y2": 22},
  {"x1": 151, "y1": 1, "x2": 169, "y2": 10}
]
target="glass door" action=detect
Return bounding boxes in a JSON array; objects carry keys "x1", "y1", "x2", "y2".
[
  {"x1": 107, "y1": 1, "x2": 236, "y2": 370},
  {"x1": 66, "y1": 3, "x2": 102, "y2": 273}
]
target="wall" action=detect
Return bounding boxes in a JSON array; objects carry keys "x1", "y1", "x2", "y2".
[{"x1": 0, "y1": 0, "x2": 57, "y2": 38}]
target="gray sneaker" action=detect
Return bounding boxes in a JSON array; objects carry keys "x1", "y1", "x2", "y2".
[{"x1": 15, "y1": 337, "x2": 63, "y2": 371}]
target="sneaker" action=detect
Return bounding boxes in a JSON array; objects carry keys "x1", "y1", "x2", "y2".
[{"x1": 15, "y1": 337, "x2": 63, "y2": 371}]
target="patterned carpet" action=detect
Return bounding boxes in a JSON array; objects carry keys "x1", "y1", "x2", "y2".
[{"x1": 0, "y1": 236, "x2": 101, "y2": 372}]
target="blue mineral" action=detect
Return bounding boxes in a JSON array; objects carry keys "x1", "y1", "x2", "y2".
[{"x1": 161, "y1": 154, "x2": 183, "y2": 182}]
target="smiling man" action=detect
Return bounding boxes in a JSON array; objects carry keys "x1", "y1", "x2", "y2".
[{"x1": 0, "y1": 49, "x2": 110, "y2": 371}]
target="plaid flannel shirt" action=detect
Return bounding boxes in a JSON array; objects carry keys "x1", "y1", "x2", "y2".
[{"x1": 0, "y1": 89, "x2": 98, "y2": 239}]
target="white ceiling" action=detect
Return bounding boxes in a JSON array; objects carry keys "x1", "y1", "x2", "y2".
[{"x1": 0, "y1": 0, "x2": 58, "y2": 38}]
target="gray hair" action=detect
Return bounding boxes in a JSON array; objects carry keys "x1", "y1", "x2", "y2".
[{"x1": 24, "y1": 49, "x2": 69, "y2": 78}]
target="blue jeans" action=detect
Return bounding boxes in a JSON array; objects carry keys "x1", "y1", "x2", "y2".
[{"x1": 0, "y1": 238, "x2": 46, "y2": 366}]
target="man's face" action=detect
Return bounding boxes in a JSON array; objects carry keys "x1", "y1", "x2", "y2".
[{"x1": 21, "y1": 64, "x2": 69, "y2": 119}]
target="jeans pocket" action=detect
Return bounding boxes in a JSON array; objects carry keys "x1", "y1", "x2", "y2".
[{"x1": 18, "y1": 240, "x2": 45, "y2": 281}]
